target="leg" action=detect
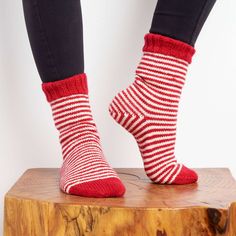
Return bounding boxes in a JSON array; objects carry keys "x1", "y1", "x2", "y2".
[
  {"x1": 150, "y1": 0, "x2": 217, "y2": 46},
  {"x1": 109, "y1": 0, "x2": 216, "y2": 184},
  {"x1": 22, "y1": 0, "x2": 125, "y2": 197},
  {"x1": 22, "y1": 0, "x2": 84, "y2": 82}
]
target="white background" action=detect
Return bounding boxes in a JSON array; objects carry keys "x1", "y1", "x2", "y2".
[{"x1": 0, "y1": 0, "x2": 236, "y2": 234}]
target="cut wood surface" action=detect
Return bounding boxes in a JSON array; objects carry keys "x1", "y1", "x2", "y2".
[{"x1": 3, "y1": 168, "x2": 236, "y2": 236}]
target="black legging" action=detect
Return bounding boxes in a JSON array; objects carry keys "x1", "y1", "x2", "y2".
[
  {"x1": 22, "y1": 0, "x2": 216, "y2": 83},
  {"x1": 150, "y1": 0, "x2": 216, "y2": 46}
]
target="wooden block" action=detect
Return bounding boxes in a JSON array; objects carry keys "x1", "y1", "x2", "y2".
[{"x1": 3, "y1": 168, "x2": 236, "y2": 236}]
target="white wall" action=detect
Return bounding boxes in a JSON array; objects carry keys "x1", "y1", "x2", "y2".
[{"x1": 0, "y1": 0, "x2": 236, "y2": 234}]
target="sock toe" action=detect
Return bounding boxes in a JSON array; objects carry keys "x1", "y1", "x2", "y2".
[
  {"x1": 171, "y1": 165, "x2": 198, "y2": 184},
  {"x1": 66, "y1": 177, "x2": 126, "y2": 198}
]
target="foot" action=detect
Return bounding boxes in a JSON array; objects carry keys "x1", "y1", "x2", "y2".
[
  {"x1": 109, "y1": 33, "x2": 198, "y2": 185},
  {"x1": 42, "y1": 73, "x2": 126, "y2": 197}
]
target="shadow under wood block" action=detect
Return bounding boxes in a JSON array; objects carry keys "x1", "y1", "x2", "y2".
[{"x1": 3, "y1": 168, "x2": 236, "y2": 236}]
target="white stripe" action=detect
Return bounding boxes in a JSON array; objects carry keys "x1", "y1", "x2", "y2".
[
  {"x1": 144, "y1": 154, "x2": 175, "y2": 169},
  {"x1": 59, "y1": 125, "x2": 98, "y2": 142},
  {"x1": 130, "y1": 81, "x2": 180, "y2": 109},
  {"x1": 63, "y1": 142, "x2": 102, "y2": 162},
  {"x1": 138, "y1": 63, "x2": 186, "y2": 78},
  {"x1": 132, "y1": 80, "x2": 180, "y2": 106},
  {"x1": 141, "y1": 144, "x2": 175, "y2": 158},
  {"x1": 50, "y1": 94, "x2": 88, "y2": 105},
  {"x1": 132, "y1": 122, "x2": 176, "y2": 137},
  {"x1": 130, "y1": 86, "x2": 177, "y2": 116},
  {"x1": 140, "y1": 140, "x2": 176, "y2": 152},
  {"x1": 65, "y1": 150, "x2": 102, "y2": 169},
  {"x1": 161, "y1": 163, "x2": 179, "y2": 183},
  {"x1": 55, "y1": 114, "x2": 92, "y2": 130},
  {"x1": 64, "y1": 162, "x2": 110, "y2": 179},
  {"x1": 137, "y1": 77, "x2": 183, "y2": 95},
  {"x1": 148, "y1": 161, "x2": 176, "y2": 179},
  {"x1": 143, "y1": 52, "x2": 188, "y2": 65},
  {"x1": 168, "y1": 164, "x2": 183, "y2": 184},
  {"x1": 141, "y1": 55, "x2": 188, "y2": 71},
  {"x1": 143, "y1": 150, "x2": 174, "y2": 163},
  {"x1": 136, "y1": 70, "x2": 185, "y2": 87},
  {"x1": 138, "y1": 134, "x2": 176, "y2": 147},
  {"x1": 53, "y1": 104, "x2": 90, "y2": 117},
  {"x1": 136, "y1": 130, "x2": 176, "y2": 143},
  {"x1": 63, "y1": 141, "x2": 102, "y2": 161},
  {"x1": 62, "y1": 134, "x2": 100, "y2": 154},
  {"x1": 51, "y1": 96, "x2": 89, "y2": 109}
]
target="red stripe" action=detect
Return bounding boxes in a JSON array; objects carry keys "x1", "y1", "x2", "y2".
[
  {"x1": 141, "y1": 56, "x2": 187, "y2": 71},
  {"x1": 133, "y1": 78, "x2": 181, "y2": 103},
  {"x1": 143, "y1": 52, "x2": 188, "y2": 67},
  {"x1": 139, "y1": 61, "x2": 187, "y2": 76},
  {"x1": 136, "y1": 77, "x2": 182, "y2": 96},
  {"x1": 137, "y1": 65, "x2": 185, "y2": 81}
]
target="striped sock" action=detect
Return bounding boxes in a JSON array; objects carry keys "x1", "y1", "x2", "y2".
[
  {"x1": 42, "y1": 73, "x2": 126, "y2": 197},
  {"x1": 109, "y1": 33, "x2": 198, "y2": 184}
]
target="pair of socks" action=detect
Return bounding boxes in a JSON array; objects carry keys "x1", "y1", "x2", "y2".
[{"x1": 42, "y1": 33, "x2": 198, "y2": 198}]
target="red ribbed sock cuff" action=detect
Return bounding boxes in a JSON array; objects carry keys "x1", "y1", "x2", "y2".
[
  {"x1": 42, "y1": 73, "x2": 88, "y2": 102},
  {"x1": 143, "y1": 33, "x2": 195, "y2": 63}
]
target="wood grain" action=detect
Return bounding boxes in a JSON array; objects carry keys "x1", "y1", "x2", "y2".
[{"x1": 3, "y1": 168, "x2": 236, "y2": 236}]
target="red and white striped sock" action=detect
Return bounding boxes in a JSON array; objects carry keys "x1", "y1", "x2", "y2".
[
  {"x1": 42, "y1": 73, "x2": 126, "y2": 197},
  {"x1": 109, "y1": 33, "x2": 198, "y2": 184}
]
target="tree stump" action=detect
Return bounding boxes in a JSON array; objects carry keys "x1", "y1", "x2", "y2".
[{"x1": 3, "y1": 168, "x2": 236, "y2": 236}]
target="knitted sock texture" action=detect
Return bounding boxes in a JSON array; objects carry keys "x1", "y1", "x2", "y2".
[
  {"x1": 109, "y1": 33, "x2": 198, "y2": 184},
  {"x1": 42, "y1": 73, "x2": 126, "y2": 197}
]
